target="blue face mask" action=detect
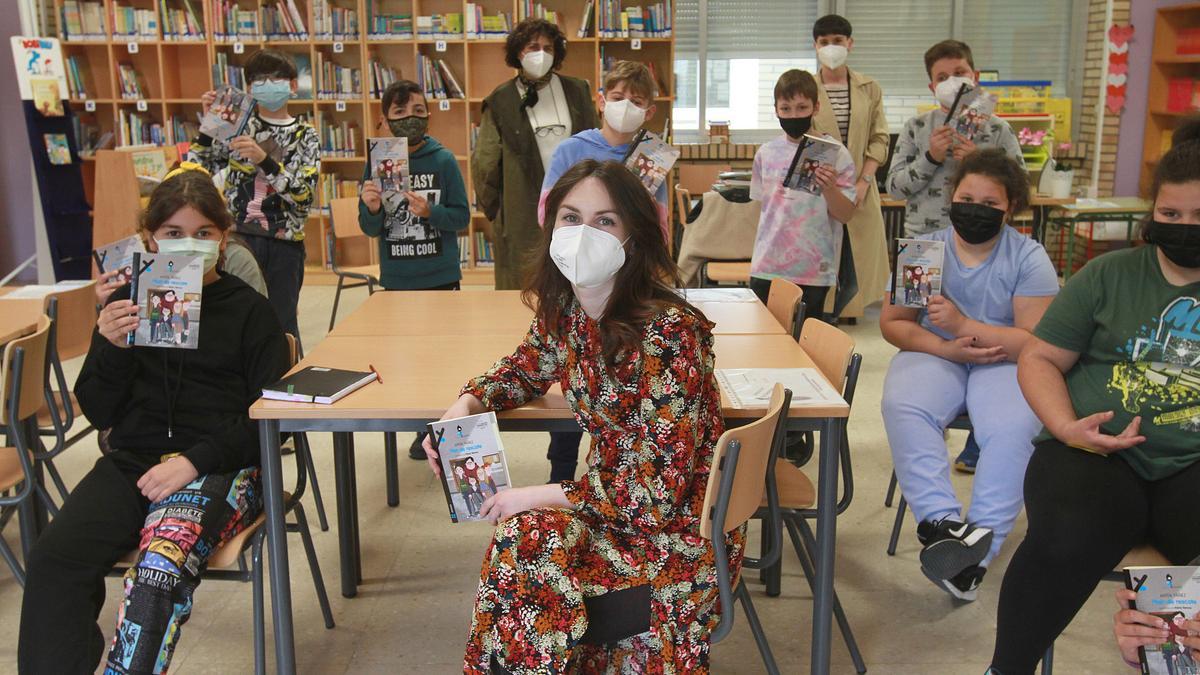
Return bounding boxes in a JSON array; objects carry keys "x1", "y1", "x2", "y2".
[{"x1": 250, "y1": 79, "x2": 292, "y2": 111}]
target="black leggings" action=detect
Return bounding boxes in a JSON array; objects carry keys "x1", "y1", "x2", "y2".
[
  {"x1": 990, "y1": 439, "x2": 1200, "y2": 674},
  {"x1": 748, "y1": 278, "x2": 831, "y2": 324}
]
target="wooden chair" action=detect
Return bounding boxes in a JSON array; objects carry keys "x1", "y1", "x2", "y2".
[
  {"x1": 703, "y1": 383, "x2": 793, "y2": 675},
  {"x1": 699, "y1": 261, "x2": 752, "y2": 287},
  {"x1": 327, "y1": 197, "x2": 379, "y2": 331},
  {"x1": 765, "y1": 278, "x2": 805, "y2": 340},
  {"x1": 753, "y1": 319, "x2": 867, "y2": 673},
  {"x1": 0, "y1": 316, "x2": 61, "y2": 586},
  {"x1": 884, "y1": 414, "x2": 973, "y2": 556},
  {"x1": 674, "y1": 184, "x2": 693, "y2": 229},
  {"x1": 109, "y1": 333, "x2": 334, "y2": 674}
]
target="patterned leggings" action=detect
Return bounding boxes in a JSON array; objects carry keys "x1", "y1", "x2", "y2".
[{"x1": 105, "y1": 466, "x2": 262, "y2": 674}]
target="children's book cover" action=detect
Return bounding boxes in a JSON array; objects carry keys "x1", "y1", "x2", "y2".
[
  {"x1": 93, "y1": 234, "x2": 144, "y2": 280},
  {"x1": 127, "y1": 252, "x2": 204, "y2": 349},
  {"x1": 428, "y1": 412, "x2": 511, "y2": 523},
  {"x1": 783, "y1": 134, "x2": 840, "y2": 196},
  {"x1": 368, "y1": 136, "x2": 410, "y2": 210},
  {"x1": 625, "y1": 130, "x2": 679, "y2": 196},
  {"x1": 892, "y1": 238, "x2": 944, "y2": 308},
  {"x1": 32, "y1": 77, "x2": 64, "y2": 116},
  {"x1": 949, "y1": 85, "x2": 998, "y2": 142},
  {"x1": 199, "y1": 85, "x2": 256, "y2": 142},
  {"x1": 44, "y1": 133, "x2": 71, "y2": 164},
  {"x1": 1125, "y1": 566, "x2": 1199, "y2": 675}
]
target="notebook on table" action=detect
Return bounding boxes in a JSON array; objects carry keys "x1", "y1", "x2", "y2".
[{"x1": 262, "y1": 366, "x2": 379, "y2": 404}]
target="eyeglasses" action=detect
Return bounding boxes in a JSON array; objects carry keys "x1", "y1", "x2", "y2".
[
  {"x1": 249, "y1": 77, "x2": 290, "y2": 87},
  {"x1": 534, "y1": 124, "x2": 567, "y2": 138}
]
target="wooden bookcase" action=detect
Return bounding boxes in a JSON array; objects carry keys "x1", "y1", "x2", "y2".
[
  {"x1": 1140, "y1": 2, "x2": 1200, "y2": 196},
  {"x1": 52, "y1": 0, "x2": 676, "y2": 284}
]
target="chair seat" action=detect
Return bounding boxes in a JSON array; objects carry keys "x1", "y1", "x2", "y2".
[
  {"x1": 1119, "y1": 544, "x2": 1171, "y2": 569},
  {"x1": 36, "y1": 390, "x2": 79, "y2": 428},
  {"x1": 0, "y1": 447, "x2": 31, "y2": 492},
  {"x1": 113, "y1": 492, "x2": 288, "y2": 572},
  {"x1": 705, "y1": 262, "x2": 751, "y2": 283},
  {"x1": 761, "y1": 459, "x2": 815, "y2": 510},
  {"x1": 338, "y1": 266, "x2": 379, "y2": 282}
]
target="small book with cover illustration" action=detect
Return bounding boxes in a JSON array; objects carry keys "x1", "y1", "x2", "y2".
[
  {"x1": 262, "y1": 366, "x2": 379, "y2": 404},
  {"x1": 199, "y1": 85, "x2": 256, "y2": 142},
  {"x1": 127, "y1": 251, "x2": 203, "y2": 349},
  {"x1": 624, "y1": 130, "x2": 680, "y2": 196},
  {"x1": 891, "y1": 238, "x2": 945, "y2": 308},
  {"x1": 93, "y1": 234, "x2": 144, "y2": 282},
  {"x1": 428, "y1": 412, "x2": 511, "y2": 523},
  {"x1": 44, "y1": 134, "x2": 71, "y2": 164},
  {"x1": 368, "y1": 136, "x2": 411, "y2": 218},
  {"x1": 783, "y1": 134, "x2": 841, "y2": 196},
  {"x1": 32, "y1": 77, "x2": 64, "y2": 117},
  {"x1": 1124, "y1": 565, "x2": 1199, "y2": 675},
  {"x1": 947, "y1": 85, "x2": 997, "y2": 142}
]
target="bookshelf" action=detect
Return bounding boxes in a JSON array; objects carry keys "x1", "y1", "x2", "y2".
[
  {"x1": 1140, "y1": 2, "x2": 1200, "y2": 196},
  {"x1": 52, "y1": 0, "x2": 675, "y2": 282}
]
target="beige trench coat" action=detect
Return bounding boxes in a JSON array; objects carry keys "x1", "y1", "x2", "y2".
[{"x1": 813, "y1": 68, "x2": 890, "y2": 318}]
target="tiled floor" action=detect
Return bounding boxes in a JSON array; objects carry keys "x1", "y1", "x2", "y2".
[{"x1": 0, "y1": 286, "x2": 1127, "y2": 673}]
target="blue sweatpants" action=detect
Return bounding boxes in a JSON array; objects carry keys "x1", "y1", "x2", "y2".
[{"x1": 881, "y1": 351, "x2": 1041, "y2": 565}]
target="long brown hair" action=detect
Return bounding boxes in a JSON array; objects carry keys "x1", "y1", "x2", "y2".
[{"x1": 524, "y1": 159, "x2": 697, "y2": 365}]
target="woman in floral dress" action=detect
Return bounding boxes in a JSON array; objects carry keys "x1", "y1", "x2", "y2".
[{"x1": 424, "y1": 159, "x2": 743, "y2": 674}]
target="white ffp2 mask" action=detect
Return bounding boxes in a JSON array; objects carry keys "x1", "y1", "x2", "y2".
[
  {"x1": 602, "y1": 98, "x2": 647, "y2": 134},
  {"x1": 549, "y1": 224, "x2": 627, "y2": 289},
  {"x1": 817, "y1": 45, "x2": 848, "y2": 70},
  {"x1": 520, "y1": 50, "x2": 552, "y2": 79},
  {"x1": 935, "y1": 76, "x2": 975, "y2": 109}
]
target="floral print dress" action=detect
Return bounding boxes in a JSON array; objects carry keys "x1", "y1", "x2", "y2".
[{"x1": 461, "y1": 302, "x2": 744, "y2": 674}]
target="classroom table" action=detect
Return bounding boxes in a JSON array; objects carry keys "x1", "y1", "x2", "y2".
[
  {"x1": 252, "y1": 302, "x2": 847, "y2": 674},
  {"x1": 1045, "y1": 197, "x2": 1153, "y2": 280}
]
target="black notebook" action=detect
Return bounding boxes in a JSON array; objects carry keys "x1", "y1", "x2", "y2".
[{"x1": 262, "y1": 366, "x2": 379, "y2": 404}]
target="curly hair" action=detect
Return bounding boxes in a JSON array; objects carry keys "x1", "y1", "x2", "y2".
[{"x1": 504, "y1": 18, "x2": 567, "y2": 71}]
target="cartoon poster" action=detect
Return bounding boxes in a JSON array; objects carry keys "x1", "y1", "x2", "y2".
[{"x1": 10, "y1": 37, "x2": 69, "y2": 102}]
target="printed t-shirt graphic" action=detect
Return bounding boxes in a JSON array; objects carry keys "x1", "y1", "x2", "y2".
[{"x1": 383, "y1": 170, "x2": 443, "y2": 260}]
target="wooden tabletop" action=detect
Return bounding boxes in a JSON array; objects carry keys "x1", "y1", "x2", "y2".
[
  {"x1": 0, "y1": 295, "x2": 45, "y2": 346},
  {"x1": 250, "y1": 332, "x2": 847, "y2": 421},
  {"x1": 692, "y1": 300, "x2": 786, "y2": 335}
]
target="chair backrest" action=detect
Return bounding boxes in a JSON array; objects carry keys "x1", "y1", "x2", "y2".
[
  {"x1": 330, "y1": 197, "x2": 363, "y2": 240},
  {"x1": 43, "y1": 281, "x2": 98, "y2": 361},
  {"x1": 1, "y1": 315, "x2": 52, "y2": 425},
  {"x1": 284, "y1": 333, "x2": 300, "y2": 368},
  {"x1": 674, "y1": 184, "x2": 692, "y2": 228},
  {"x1": 700, "y1": 383, "x2": 790, "y2": 539},
  {"x1": 766, "y1": 278, "x2": 803, "y2": 336},
  {"x1": 799, "y1": 318, "x2": 854, "y2": 394}
]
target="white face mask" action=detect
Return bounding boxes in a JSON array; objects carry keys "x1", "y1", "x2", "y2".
[
  {"x1": 816, "y1": 44, "x2": 848, "y2": 70},
  {"x1": 155, "y1": 236, "x2": 221, "y2": 274},
  {"x1": 935, "y1": 76, "x2": 975, "y2": 109},
  {"x1": 550, "y1": 224, "x2": 627, "y2": 289},
  {"x1": 602, "y1": 98, "x2": 647, "y2": 134},
  {"x1": 520, "y1": 50, "x2": 552, "y2": 79}
]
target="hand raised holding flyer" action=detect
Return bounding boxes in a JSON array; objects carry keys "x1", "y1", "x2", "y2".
[
  {"x1": 198, "y1": 85, "x2": 256, "y2": 142},
  {"x1": 783, "y1": 134, "x2": 841, "y2": 196}
]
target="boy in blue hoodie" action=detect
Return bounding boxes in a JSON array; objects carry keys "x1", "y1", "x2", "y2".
[
  {"x1": 535, "y1": 60, "x2": 667, "y2": 483},
  {"x1": 359, "y1": 79, "x2": 470, "y2": 291}
]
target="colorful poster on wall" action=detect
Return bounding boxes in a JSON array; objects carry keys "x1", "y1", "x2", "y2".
[{"x1": 10, "y1": 37, "x2": 69, "y2": 102}]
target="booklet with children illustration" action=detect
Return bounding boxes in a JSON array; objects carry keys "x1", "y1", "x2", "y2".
[
  {"x1": 367, "y1": 136, "x2": 411, "y2": 215},
  {"x1": 947, "y1": 85, "x2": 997, "y2": 142},
  {"x1": 716, "y1": 368, "x2": 845, "y2": 408},
  {"x1": 1124, "y1": 565, "x2": 1200, "y2": 675},
  {"x1": 262, "y1": 366, "x2": 379, "y2": 404},
  {"x1": 93, "y1": 235, "x2": 144, "y2": 282},
  {"x1": 891, "y1": 238, "x2": 945, "y2": 308},
  {"x1": 624, "y1": 130, "x2": 679, "y2": 196},
  {"x1": 783, "y1": 134, "x2": 841, "y2": 196},
  {"x1": 428, "y1": 411, "x2": 512, "y2": 523},
  {"x1": 198, "y1": 85, "x2": 256, "y2": 142},
  {"x1": 127, "y1": 251, "x2": 203, "y2": 349}
]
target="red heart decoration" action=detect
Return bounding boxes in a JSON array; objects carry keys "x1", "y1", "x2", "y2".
[
  {"x1": 1108, "y1": 84, "x2": 1126, "y2": 97},
  {"x1": 1109, "y1": 51, "x2": 1129, "y2": 66},
  {"x1": 1109, "y1": 62, "x2": 1129, "y2": 75},
  {"x1": 1107, "y1": 94, "x2": 1126, "y2": 113},
  {"x1": 1108, "y1": 24, "x2": 1135, "y2": 47}
]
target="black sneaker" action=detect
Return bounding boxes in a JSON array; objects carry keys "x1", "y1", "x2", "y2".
[
  {"x1": 408, "y1": 433, "x2": 427, "y2": 460},
  {"x1": 918, "y1": 518, "x2": 993, "y2": 581},
  {"x1": 922, "y1": 564, "x2": 986, "y2": 602}
]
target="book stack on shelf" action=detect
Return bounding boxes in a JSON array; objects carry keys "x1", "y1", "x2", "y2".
[
  {"x1": 368, "y1": 58, "x2": 400, "y2": 98},
  {"x1": 518, "y1": 1, "x2": 559, "y2": 24},
  {"x1": 598, "y1": 1, "x2": 672, "y2": 38},
  {"x1": 367, "y1": 5, "x2": 412, "y2": 39},
  {"x1": 465, "y1": 3, "x2": 512, "y2": 40},
  {"x1": 458, "y1": 232, "x2": 469, "y2": 268},
  {"x1": 312, "y1": 0, "x2": 359, "y2": 40},
  {"x1": 474, "y1": 231, "x2": 494, "y2": 266},
  {"x1": 416, "y1": 13, "x2": 462, "y2": 39},
  {"x1": 315, "y1": 111, "x2": 359, "y2": 158},
  {"x1": 119, "y1": 110, "x2": 166, "y2": 147},
  {"x1": 72, "y1": 117, "x2": 112, "y2": 157},
  {"x1": 61, "y1": 1, "x2": 108, "y2": 40},
  {"x1": 262, "y1": 0, "x2": 309, "y2": 40},
  {"x1": 211, "y1": 52, "x2": 246, "y2": 89},
  {"x1": 117, "y1": 63, "x2": 146, "y2": 99},
  {"x1": 318, "y1": 175, "x2": 359, "y2": 213},
  {"x1": 166, "y1": 112, "x2": 200, "y2": 145},
  {"x1": 316, "y1": 53, "x2": 362, "y2": 99},
  {"x1": 576, "y1": 0, "x2": 595, "y2": 37},
  {"x1": 65, "y1": 56, "x2": 88, "y2": 98},
  {"x1": 210, "y1": 0, "x2": 262, "y2": 40},
  {"x1": 159, "y1": 0, "x2": 205, "y2": 41},
  {"x1": 416, "y1": 54, "x2": 463, "y2": 100},
  {"x1": 111, "y1": 3, "x2": 160, "y2": 40}
]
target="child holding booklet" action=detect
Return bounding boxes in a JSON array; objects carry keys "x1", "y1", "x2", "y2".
[
  {"x1": 19, "y1": 167, "x2": 289, "y2": 673},
  {"x1": 990, "y1": 118, "x2": 1200, "y2": 675},
  {"x1": 750, "y1": 69, "x2": 857, "y2": 320},
  {"x1": 423, "y1": 160, "x2": 738, "y2": 673},
  {"x1": 879, "y1": 150, "x2": 1058, "y2": 602}
]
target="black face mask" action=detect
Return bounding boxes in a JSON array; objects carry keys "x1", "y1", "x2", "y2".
[
  {"x1": 1145, "y1": 219, "x2": 1200, "y2": 268},
  {"x1": 778, "y1": 115, "x2": 813, "y2": 139},
  {"x1": 949, "y1": 202, "x2": 1006, "y2": 244}
]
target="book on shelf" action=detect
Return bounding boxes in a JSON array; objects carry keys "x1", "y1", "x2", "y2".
[
  {"x1": 428, "y1": 412, "x2": 512, "y2": 523},
  {"x1": 624, "y1": 130, "x2": 679, "y2": 196},
  {"x1": 891, "y1": 238, "x2": 944, "y2": 309},
  {"x1": 458, "y1": 232, "x2": 469, "y2": 268},
  {"x1": 416, "y1": 54, "x2": 463, "y2": 100},
  {"x1": 65, "y1": 56, "x2": 88, "y2": 99},
  {"x1": 315, "y1": 51, "x2": 361, "y2": 100},
  {"x1": 416, "y1": 13, "x2": 463, "y2": 40},
  {"x1": 199, "y1": 85, "x2": 256, "y2": 142},
  {"x1": 72, "y1": 117, "x2": 113, "y2": 157},
  {"x1": 312, "y1": 0, "x2": 359, "y2": 40},
  {"x1": 110, "y1": 3, "x2": 160, "y2": 40},
  {"x1": 159, "y1": 0, "x2": 205, "y2": 40},
  {"x1": 577, "y1": 0, "x2": 595, "y2": 38},
  {"x1": 118, "y1": 109, "x2": 167, "y2": 147},
  {"x1": 93, "y1": 235, "x2": 144, "y2": 278},
  {"x1": 1123, "y1": 565, "x2": 1200, "y2": 675},
  {"x1": 127, "y1": 251, "x2": 204, "y2": 349},
  {"x1": 210, "y1": 0, "x2": 261, "y2": 40},
  {"x1": 519, "y1": 1, "x2": 559, "y2": 24},
  {"x1": 262, "y1": 366, "x2": 379, "y2": 404},
  {"x1": 166, "y1": 112, "x2": 200, "y2": 146},
  {"x1": 62, "y1": 1, "x2": 109, "y2": 40},
  {"x1": 599, "y1": 1, "x2": 672, "y2": 38},
  {"x1": 367, "y1": 1, "x2": 412, "y2": 38},
  {"x1": 315, "y1": 111, "x2": 359, "y2": 157},
  {"x1": 474, "y1": 231, "x2": 494, "y2": 265},
  {"x1": 368, "y1": 58, "x2": 400, "y2": 98},
  {"x1": 262, "y1": 0, "x2": 309, "y2": 41},
  {"x1": 465, "y1": 3, "x2": 512, "y2": 40},
  {"x1": 318, "y1": 175, "x2": 360, "y2": 211},
  {"x1": 211, "y1": 52, "x2": 246, "y2": 90},
  {"x1": 116, "y1": 63, "x2": 146, "y2": 99},
  {"x1": 782, "y1": 133, "x2": 840, "y2": 196}
]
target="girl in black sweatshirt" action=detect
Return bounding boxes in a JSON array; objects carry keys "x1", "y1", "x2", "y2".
[{"x1": 18, "y1": 167, "x2": 289, "y2": 674}]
